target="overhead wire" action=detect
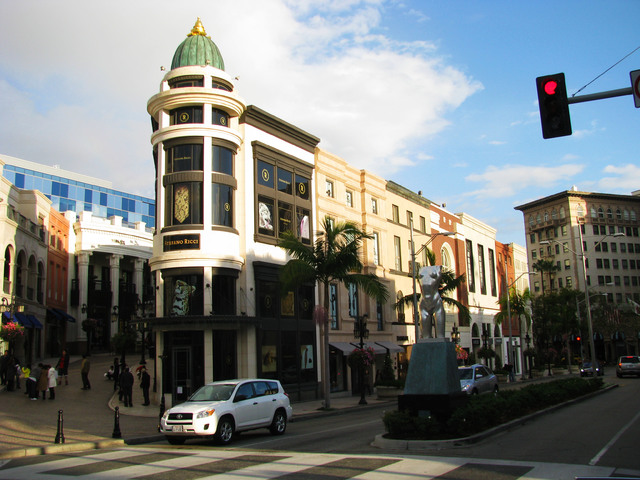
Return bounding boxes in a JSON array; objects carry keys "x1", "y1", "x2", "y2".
[{"x1": 571, "y1": 45, "x2": 640, "y2": 97}]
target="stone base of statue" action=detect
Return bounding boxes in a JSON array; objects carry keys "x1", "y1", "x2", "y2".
[{"x1": 398, "y1": 338, "x2": 467, "y2": 421}]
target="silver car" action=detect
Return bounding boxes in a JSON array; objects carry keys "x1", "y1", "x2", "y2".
[
  {"x1": 459, "y1": 364, "x2": 499, "y2": 395},
  {"x1": 160, "y1": 379, "x2": 293, "y2": 445},
  {"x1": 616, "y1": 356, "x2": 640, "y2": 378}
]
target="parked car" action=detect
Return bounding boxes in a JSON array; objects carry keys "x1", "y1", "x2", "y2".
[
  {"x1": 459, "y1": 364, "x2": 499, "y2": 395},
  {"x1": 579, "y1": 361, "x2": 604, "y2": 377},
  {"x1": 616, "y1": 356, "x2": 640, "y2": 378},
  {"x1": 159, "y1": 378, "x2": 293, "y2": 445}
]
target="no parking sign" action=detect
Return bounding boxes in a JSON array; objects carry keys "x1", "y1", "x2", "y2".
[{"x1": 631, "y1": 69, "x2": 640, "y2": 108}]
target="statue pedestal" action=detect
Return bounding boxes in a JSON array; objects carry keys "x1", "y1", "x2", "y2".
[{"x1": 398, "y1": 339, "x2": 467, "y2": 420}]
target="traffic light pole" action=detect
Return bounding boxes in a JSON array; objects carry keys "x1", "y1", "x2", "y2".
[{"x1": 568, "y1": 86, "x2": 632, "y2": 104}]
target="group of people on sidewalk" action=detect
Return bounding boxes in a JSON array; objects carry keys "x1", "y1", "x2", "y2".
[
  {"x1": 0, "y1": 349, "x2": 70, "y2": 400},
  {"x1": 105, "y1": 357, "x2": 151, "y2": 407}
]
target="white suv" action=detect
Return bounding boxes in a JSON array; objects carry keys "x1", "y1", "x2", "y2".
[{"x1": 160, "y1": 379, "x2": 293, "y2": 445}]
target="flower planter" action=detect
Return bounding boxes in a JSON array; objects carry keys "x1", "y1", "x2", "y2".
[
  {"x1": 496, "y1": 373, "x2": 509, "y2": 383},
  {"x1": 376, "y1": 386, "x2": 403, "y2": 400}
]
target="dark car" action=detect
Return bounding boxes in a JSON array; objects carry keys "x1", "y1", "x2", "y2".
[
  {"x1": 579, "y1": 361, "x2": 603, "y2": 377},
  {"x1": 616, "y1": 356, "x2": 640, "y2": 378}
]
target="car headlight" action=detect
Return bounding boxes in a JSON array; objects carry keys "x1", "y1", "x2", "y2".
[
  {"x1": 461, "y1": 384, "x2": 470, "y2": 391},
  {"x1": 162, "y1": 410, "x2": 170, "y2": 420},
  {"x1": 196, "y1": 409, "x2": 215, "y2": 419}
]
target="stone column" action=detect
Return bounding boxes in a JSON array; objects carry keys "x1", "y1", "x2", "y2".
[
  {"x1": 110, "y1": 254, "x2": 123, "y2": 338},
  {"x1": 77, "y1": 252, "x2": 92, "y2": 340}
]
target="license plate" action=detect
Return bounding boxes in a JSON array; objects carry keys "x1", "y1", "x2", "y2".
[{"x1": 172, "y1": 425, "x2": 183, "y2": 432}]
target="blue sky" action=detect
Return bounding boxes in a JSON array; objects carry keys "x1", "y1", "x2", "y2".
[{"x1": 0, "y1": 0, "x2": 638, "y2": 246}]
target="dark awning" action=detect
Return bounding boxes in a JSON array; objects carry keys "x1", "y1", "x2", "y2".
[
  {"x1": 14, "y1": 313, "x2": 33, "y2": 328},
  {"x1": 27, "y1": 315, "x2": 43, "y2": 329},
  {"x1": 51, "y1": 308, "x2": 76, "y2": 323},
  {"x1": 329, "y1": 342, "x2": 356, "y2": 355},
  {"x1": 47, "y1": 308, "x2": 64, "y2": 321},
  {"x1": 374, "y1": 341, "x2": 405, "y2": 353}
]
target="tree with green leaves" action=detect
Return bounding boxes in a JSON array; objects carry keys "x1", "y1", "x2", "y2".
[
  {"x1": 532, "y1": 259, "x2": 560, "y2": 295},
  {"x1": 278, "y1": 217, "x2": 389, "y2": 409},
  {"x1": 395, "y1": 247, "x2": 470, "y2": 332},
  {"x1": 494, "y1": 287, "x2": 532, "y2": 331}
]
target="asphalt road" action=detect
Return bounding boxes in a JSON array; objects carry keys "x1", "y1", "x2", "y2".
[{"x1": 202, "y1": 372, "x2": 640, "y2": 473}]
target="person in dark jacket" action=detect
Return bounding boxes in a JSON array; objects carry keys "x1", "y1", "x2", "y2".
[
  {"x1": 56, "y1": 349, "x2": 70, "y2": 386},
  {"x1": 112, "y1": 357, "x2": 120, "y2": 391},
  {"x1": 119, "y1": 366, "x2": 134, "y2": 407},
  {"x1": 139, "y1": 366, "x2": 150, "y2": 406}
]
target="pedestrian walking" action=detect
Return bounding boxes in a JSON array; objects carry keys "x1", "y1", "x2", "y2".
[
  {"x1": 0, "y1": 350, "x2": 9, "y2": 386},
  {"x1": 25, "y1": 364, "x2": 37, "y2": 400},
  {"x1": 113, "y1": 357, "x2": 120, "y2": 391},
  {"x1": 20, "y1": 364, "x2": 30, "y2": 395},
  {"x1": 139, "y1": 366, "x2": 150, "y2": 406},
  {"x1": 119, "y1": 366, "x2": 134, "y2": 407},
  {"x1": 47, "y1": 365, "x2": 57, "y2": 399},
  {"x1": 80, "y1": 354, "x2": 91, "y2": 390},
  {"x1": 56, "y1": 349, "x2": 70, "y2": 386},
  {"x1": 36, "y1": 363, "x2": 48, "y2": 400}
]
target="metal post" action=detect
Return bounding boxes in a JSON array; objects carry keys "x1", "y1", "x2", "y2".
[
  {"x1": 112, "y1": 406, "x2": 122, "y2": 438},
  {"x1": 54, "y1": 409, "x2": 65, "y2": 444}
]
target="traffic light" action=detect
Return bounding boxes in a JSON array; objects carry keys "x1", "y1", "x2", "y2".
[{"x1": 536, "y1": 73, "x2": 572, "y2": 139}]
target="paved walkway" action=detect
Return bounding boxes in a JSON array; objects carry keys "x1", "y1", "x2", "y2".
[{"x1": 0, "y1": 353, "x2": 575, "y2": 459}]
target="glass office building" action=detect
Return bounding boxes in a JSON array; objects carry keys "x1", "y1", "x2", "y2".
[{"x1": 1, "y1": 155, "x2": 155, "y2": 228}]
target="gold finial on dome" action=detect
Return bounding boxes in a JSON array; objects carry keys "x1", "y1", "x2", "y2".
[{"x1": 187, "y1": 17, "x2": 209, "y2": 37}]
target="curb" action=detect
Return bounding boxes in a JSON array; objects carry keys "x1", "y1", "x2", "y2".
[
  {"x1": 372, "y1": 384, "x2": 618, "y2": 451},
  {"x1": 0, "y1": 439, "x2": 126, "y2": 460}
]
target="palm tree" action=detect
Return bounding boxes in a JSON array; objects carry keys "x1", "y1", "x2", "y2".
[
  {"x1": 278, "y1": 217, "x2": 389, "y2": 409},
  {"x1": 395, "y1": 248, "x2": 470, "y2": 329},
  {"x1": 494, "y1": 287, "x2": 532, "y2": 331},
  {"x1": 532, "y1": 259, "x2": 560, "y2": 295}
]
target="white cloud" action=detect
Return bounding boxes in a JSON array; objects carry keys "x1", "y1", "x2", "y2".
[
  {"x1": 598, "y1": 164, "x2": 640, "y2": 192},
  {"x1": 0, "y1": 0, "x2": 482, "y2": 195},
  {"x1": 463, "y1": 163, "x2": 585, "y2": 199}
]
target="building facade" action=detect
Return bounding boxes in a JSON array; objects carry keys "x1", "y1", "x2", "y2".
[
  {"x1": 147, "y1": 19, "x2": 320, "y2": 405},
  {"x1": 515, "y1": 187, "x2": 640, "y2": 361}
]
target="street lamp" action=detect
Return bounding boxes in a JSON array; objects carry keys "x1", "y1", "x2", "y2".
[
  {"x1": 502, "y1": 260, "x2": 536, "y2": 380},
  {"x1": 409, "y1": 218, "x2": 454, "y2": 342},
  {"x1": 540, "y1": 229, "x2": 624, "y2": 371},
  {"x1": 450, "y1": 323, "x2": 460, "y2": 344},
  {"x1": 352, "y1": 312, "x2": 369, "y2": 405}
]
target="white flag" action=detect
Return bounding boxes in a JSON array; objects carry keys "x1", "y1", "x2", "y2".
[{"x1": 627, "y1": 297, "x2": 640, "y2": 315}]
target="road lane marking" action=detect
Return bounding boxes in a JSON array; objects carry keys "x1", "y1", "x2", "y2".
[{"x1": 589, "y1": 408, "x2": 640, "y2": 465}]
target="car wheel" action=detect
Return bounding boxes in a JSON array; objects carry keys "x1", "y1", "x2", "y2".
[
  {"x1": 270, "y1": 409, "x2": 287, "y2": 435},
  {"x1": 215, "y1": 416, "x2": 235, "y2": 445},
  {"x1": 165, "y1": 436, "x2": 185, "y2": 445}
]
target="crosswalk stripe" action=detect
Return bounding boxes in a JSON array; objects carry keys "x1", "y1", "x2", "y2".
[{"x1": 0, "y1": 446, "x2": 621, "y2": 480}]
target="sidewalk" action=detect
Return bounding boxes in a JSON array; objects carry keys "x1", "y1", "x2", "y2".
[{"x1": 0, "y1": 354, "x2": 575, "y2": 459}]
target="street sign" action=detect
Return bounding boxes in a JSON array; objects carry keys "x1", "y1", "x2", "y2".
[{"x1": 631, "y1": 69, "x2": 640, "y2": 108}]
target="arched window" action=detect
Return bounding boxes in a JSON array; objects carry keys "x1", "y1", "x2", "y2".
[
  {"x1": 576, "y1": 205, "x2": 583, "y2": 217},
  {"x1": 598, "y1": 208, "x2": 604, "y2": 219},
  {"x1": 631, "y1": 210, "x2": 637, "y2": 222},
  {"x1": 471, "y1": 323, "x2": 480, "y2": 337},
  {"x1": 551, "y1": 209, "x2": 557, "y2": 220},
  {"x1": 27, "y1": 255, "x2": 37, "y2": 301},
  {"x1": 536, "y1": 213, "x2": 541, "y2": 224},
  {"x1": 3, "y1": 246, "x2": 11, "y2": 293},
  {"x1": 590, "y1": 207, "x2": 597, "y2": 218},
  {"x1": 607, "y1": 208, "x2": 613, "y2": 220},
  {"x1": 624, "y1": 209, "x2": 630, "y2": 221},
  {"x1": 529, "y1": 215, "x2": 534, "y2": 227},
  {"x1": 37, "y1": 262, "x2": 45, "y2": 304},
  {"x1": 544, "y1": 211, "x2": 549, "y2": 222},
  {"x1": 616, "y1": 209, "x2": 622, "y2": 220}
]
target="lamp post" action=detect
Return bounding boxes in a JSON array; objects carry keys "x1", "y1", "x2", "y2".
[
  {"x1": 409, "y1": 219, "x2": 454, "y2": 342},
  {"x1": 541, "y1": 229, "x2": 624, "y2": 372},
  {"x1": 450, "y1": 323, "x2": 460, "y2": 344},
  {"x1": 481, "y1": 324, "x2": 489, "y2": 366},
  {"x1": 352, "y1": 311, "x2": 369, "y2": 405},
  {"x1": 524, "y1": 333, "x2": 532, "y2": 378},
  {"x1": 502, "y1": 261, "x2": 536, "y2": 379}
]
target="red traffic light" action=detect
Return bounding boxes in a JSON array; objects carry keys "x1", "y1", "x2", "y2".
[
  {"x1": 576, "y1": 336, "x2": 581, "y2": 342},
  {"x1": 544, "y1": 80, "x2": 558, "y2": 95},
  {"x1": 536, "y1": 73, "x2": 572, "y2": 139}
]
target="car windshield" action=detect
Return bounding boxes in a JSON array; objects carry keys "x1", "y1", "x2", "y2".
[
  {"x1": 582, "y1": 362, "x2": 592, "y2": 368},
  {"x1": 459, "y1": 368, "x2": 473, "y2": 380},
  {"x1": 621, "y1": 357, "x2": 639, "y2": 363},
  {"x1": 188, "y1": 383, "x2": 237, "y2": 402}
]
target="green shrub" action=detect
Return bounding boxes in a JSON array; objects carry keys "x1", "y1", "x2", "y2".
[{"x1": 384, "y1": 377, "x2": 604, "y2": 440}]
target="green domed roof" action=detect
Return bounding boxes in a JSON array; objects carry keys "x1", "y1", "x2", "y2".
[{"x1": 171, "y1": 18, "x2": 225, "y2": 71}]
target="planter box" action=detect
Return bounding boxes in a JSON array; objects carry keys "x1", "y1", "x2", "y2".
[
  {"x1": 496, "y1": 374, "x2": 509, "y2": 383},
  {"x1": 376, "y1": 386, "x2": 403, "y2": 399}
]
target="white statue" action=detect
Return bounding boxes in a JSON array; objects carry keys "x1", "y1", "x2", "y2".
[{"x1": 419, "y1": 265, "x2": 446, "y2": 338}]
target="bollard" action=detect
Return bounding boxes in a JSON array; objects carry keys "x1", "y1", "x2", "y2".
[
  {"x1": 157, "y1": 394, "x2": 165, "y2": 432},
  {"x1": 112, "y1": 406, "x2": 122, "y2": 439},
  {"x1": 54, "y1": 409, "x2": 65, "y2": 444}
]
